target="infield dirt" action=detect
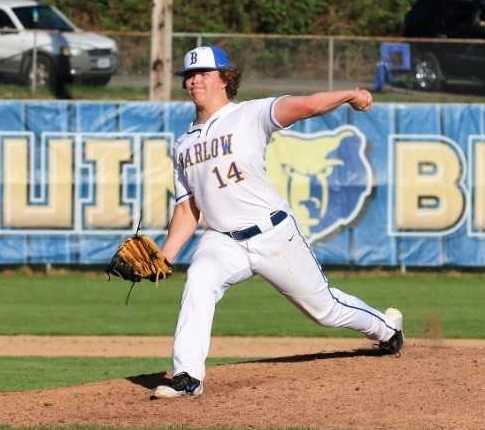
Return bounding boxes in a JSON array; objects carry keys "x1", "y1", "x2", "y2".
[{"x1": 1, "y1": 337, "x2": 484, "y2": 430}]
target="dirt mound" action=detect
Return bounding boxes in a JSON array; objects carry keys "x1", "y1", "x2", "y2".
[{"x1": 1, "y1": 343, "x2": 484, "y2": 429}]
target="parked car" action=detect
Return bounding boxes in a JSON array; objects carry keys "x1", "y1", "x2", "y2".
[
  {"x1": 0, "y1": 0, "x2": 119, "y2": 87},
  {"x1": 403, "y1": 0, "x2": 485, "y2": 90}
]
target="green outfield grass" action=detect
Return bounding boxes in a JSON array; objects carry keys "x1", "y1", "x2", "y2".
[
  {"x1": 0, "y1": 356, "x2": 238, "y2": 392},
  {"x1": 3, "y1": 82, "x2": 485, "y2": 103},
  {"x1": 0, "y1": 269, "x2": 484, "y2": 338}
]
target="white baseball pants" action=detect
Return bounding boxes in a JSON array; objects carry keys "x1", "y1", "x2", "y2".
[{"x1": 171, "y1": 215, "x2": 398, "y2": 381}]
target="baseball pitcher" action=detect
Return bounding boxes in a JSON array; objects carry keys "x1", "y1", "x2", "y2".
[{"x1": 151, "y1": 46, "x2": 404, "y2": 399}]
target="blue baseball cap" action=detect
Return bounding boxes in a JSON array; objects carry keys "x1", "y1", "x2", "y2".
[{"x1": 176, "y1": 46, "x2": 233, "y2": 76}]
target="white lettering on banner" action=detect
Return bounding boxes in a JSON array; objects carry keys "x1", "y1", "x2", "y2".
[
  {"x1": 3, "y1": 134, "x2": 74, "y2": 228},
  {"x1": 0, "y1": 132, "x2": 174, "y2": 234},
  {"x1": 1, "y1": 131, "x2": 485, "y2": 238},
  {"x1": 468, "y1": 137, "x2": 485, "y2": 237},
  {"x1": 143, "y1": 138, "x2": 175, "y2": 230},
  {"x1": 388, "y1": 135, "x2": 467, "y2": 237},
  {"x1": 83, "y1": 137, "x2": 133, "y2": 229}
]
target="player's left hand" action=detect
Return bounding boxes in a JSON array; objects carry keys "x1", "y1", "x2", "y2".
[
  {"x1": 106, "y1": 234, "x2": 173, "y2": 284},
  {"x1": 349, "y1": 88, "x2": 373, "y2": 112}
]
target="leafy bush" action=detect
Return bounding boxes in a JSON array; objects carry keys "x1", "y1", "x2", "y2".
[{"x1": 48, "y1": 0, "x2": 414, "y2": 36}]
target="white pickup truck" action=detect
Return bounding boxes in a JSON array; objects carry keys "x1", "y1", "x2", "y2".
[{"x1": 0, "y1": 0, "x2": 119, "y2": 86}]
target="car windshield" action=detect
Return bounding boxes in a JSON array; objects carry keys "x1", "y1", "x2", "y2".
[{"x1": 12, "y1": 5, "x2": 74, "y2": 32}]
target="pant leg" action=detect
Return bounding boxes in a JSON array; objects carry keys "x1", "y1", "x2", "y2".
[
  {"x1": 172, "y1": 230, "x2": 252, "y2": 380},
  {"x1": 248, "y1": 216, "x2": 397, "y2": 341}
]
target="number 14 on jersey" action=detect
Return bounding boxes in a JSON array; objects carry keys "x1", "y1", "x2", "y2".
[{"x1": 212, "y1": 161, "x2": 244, "y2": 188}]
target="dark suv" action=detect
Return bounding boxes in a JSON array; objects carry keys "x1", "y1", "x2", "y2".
[{"x1": 403, "y1": 0, "x2": 485, "y2": 90}]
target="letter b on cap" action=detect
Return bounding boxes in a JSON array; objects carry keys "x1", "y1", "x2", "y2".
[{"x1": 190, "y1": 52, "x2": 198, "y2": 65}]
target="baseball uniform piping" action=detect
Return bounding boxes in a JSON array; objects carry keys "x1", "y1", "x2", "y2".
[
  {"x1": 288, "y1": 216, "x2": 395, "y2": 331},
  {"x1": 269, "y1": 97, "x2": 284, "y2": 129},
  {"x1": 187, "y1": 128, "x2": 202, "y2": 135},
  {"x1": 269, "y1": 95, "x2": 291, "y2": 129},
  {"x1": 205, "y1": 118, "x2": 218, "y2": 136},
  {"x1": 176, "y1": 192, "x2": 193, "y2": 202}
]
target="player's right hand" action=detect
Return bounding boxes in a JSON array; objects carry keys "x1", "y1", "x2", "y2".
[{"x1": 350, "y1": 88, "x2": 373, "y2": 112}]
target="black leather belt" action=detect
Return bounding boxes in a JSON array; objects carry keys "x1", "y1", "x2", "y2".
[{"x1": 223, "y1": 210, "x2": 287, "y2": 241}]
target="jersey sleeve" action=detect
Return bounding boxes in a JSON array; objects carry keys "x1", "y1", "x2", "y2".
[
  {"x1": 172, "y1": 145, "x2": 192, "y2": 205},
  {"x1": 253, "y1": 96, "x2": 290, "y2": 137}
]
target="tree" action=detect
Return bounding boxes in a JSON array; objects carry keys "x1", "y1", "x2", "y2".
[{"x1": 48, "y1": 0, "x2": 415, "y2": 36}]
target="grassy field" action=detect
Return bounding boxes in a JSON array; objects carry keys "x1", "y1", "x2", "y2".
[
  {"x1": 0, "y1": 269, "x2": 484, "y2": 338},
  {"x1": 0, "y1": 356, "x2": 239, "y2": 392},
  {"x1": 3, "y1": 82, "x2": 485, "y2": 103},
  {"x1": 0, "y1": 84, "x2": 151, "y2": 101},
  {"x1": 0, "y1": 269, "x2": 484, "y2": 428}
]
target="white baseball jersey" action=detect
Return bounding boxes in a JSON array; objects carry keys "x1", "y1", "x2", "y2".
[
  {"x1": 173, "y1": 97, "x2": 290, "y2": 232},
  {"x1": 168, "y1": 96, "x2": 401, "y2": 384}
]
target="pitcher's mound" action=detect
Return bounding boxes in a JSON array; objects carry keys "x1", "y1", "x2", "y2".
[{"x1": 1, "y1": 342, "x2": 484, "y2": 429}]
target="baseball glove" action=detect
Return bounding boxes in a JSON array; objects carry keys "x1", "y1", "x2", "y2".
[{"x1": 106, "y1": 234, "x2": 172, "y2": 287}]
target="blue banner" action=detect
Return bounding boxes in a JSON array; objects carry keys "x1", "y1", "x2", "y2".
[{"x1": 1, "y1": 100, "x2": 484, "y2": 267}]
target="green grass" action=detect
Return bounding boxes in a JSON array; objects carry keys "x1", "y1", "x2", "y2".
[
  {"x1": 0, "y1": 84, "x2": 151, "y2": 101},
  {"x1": 0, "y1": 356, "x2": 238, "y2": 392},
  {"x1": 373, "y1": 90, "x2": 485, "y2": 103},
  {"x1": 3, "y1": 82, "x2": 485, "y2": 103},
  {"x1": 0, "y1": 270, "x2": 484, "y2": 338}
]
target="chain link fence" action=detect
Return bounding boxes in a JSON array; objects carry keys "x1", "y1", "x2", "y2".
[
  {"x1": 112, "y1": 33, "x2": 382, "y2": 95},
  {"x1": 2, "y1": 31, "x2": 485, "y2": 100}
]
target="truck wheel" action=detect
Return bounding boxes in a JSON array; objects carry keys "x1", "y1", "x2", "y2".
[
  {"x1": 22, "y1": 54, "x2": 55, "y2": 87},
  {"x1": 413, "y1": 52, "x2": 444, "y2": 91}
]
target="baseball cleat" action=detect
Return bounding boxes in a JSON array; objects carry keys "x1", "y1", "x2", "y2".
[
  {"x1": 379, "y1": 307, "x2": 404, "y2": 356},
  {"x1": 379, "y1": 330, "x2": 404, "y2": 356},
  {"x1": 151, "y1": 372, "x2": 203, "y2": 399}
]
